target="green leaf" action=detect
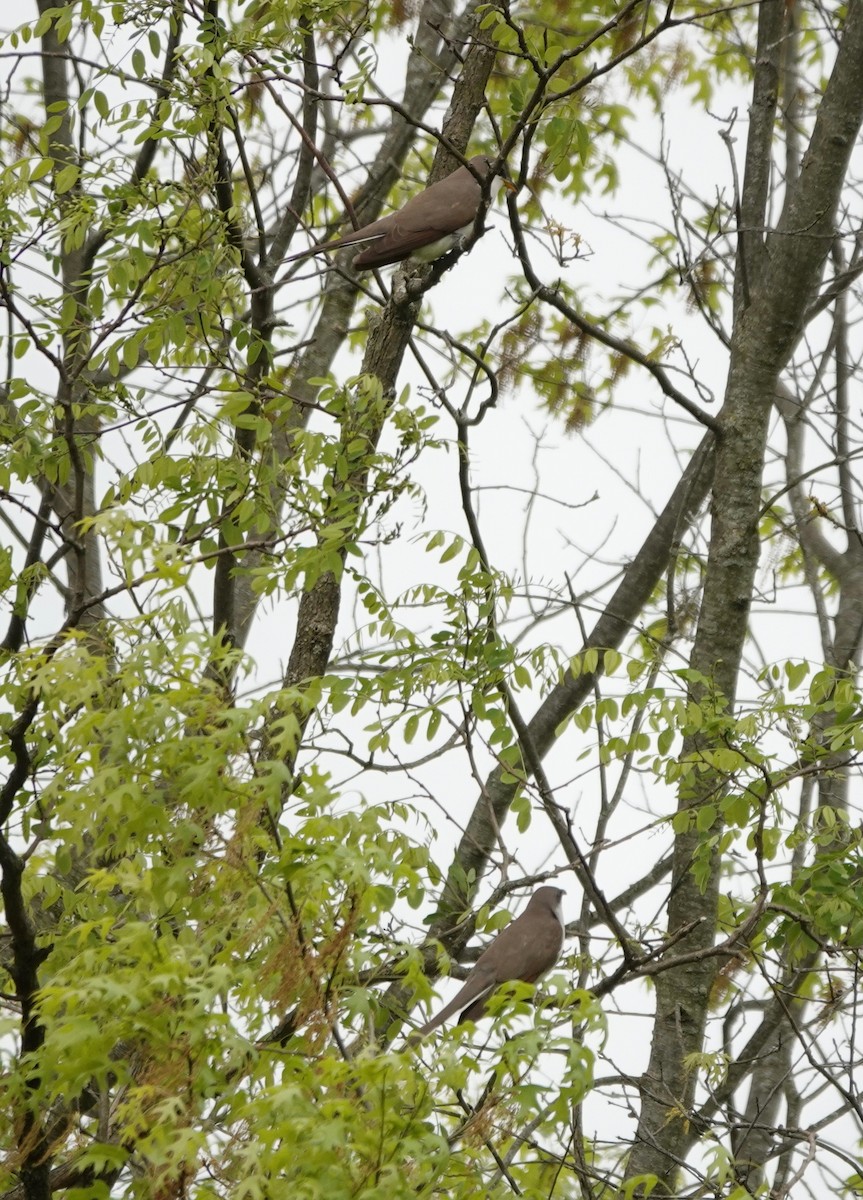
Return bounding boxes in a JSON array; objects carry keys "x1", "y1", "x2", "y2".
[
  {"x1": 696, "y1": 804, "x2": 716, "y2": 832},
  {"x1": 512, "y1": 792, "x2": 532, "y2": 833},
  {"x1": 54, "y1": 163, "x2": 79, "y2": 193},
  {"x1": 439, "y1": 535, "x2": 463, "y2": 563},
  {"x1": 785, "y1": 660, "x2": 809, "y2": 690},
  {"x1": 603, "y1": 648, "x2": 622, "y2": 675}
]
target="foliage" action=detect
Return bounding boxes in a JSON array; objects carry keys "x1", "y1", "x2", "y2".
[{"x1": 1, "y1": 0, "x2": 863, "y2": 1197}]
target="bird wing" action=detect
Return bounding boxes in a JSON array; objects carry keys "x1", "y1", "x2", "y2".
[
  {"x1": 411, "y1": 902, "x2": 564, "y2": 1039},
  {"x1": 450, "y1": 914, "x2": 564, "y2": 1027},
  {"x1": 471, "y1": 906, "x2": 564, "y2": 986},
  {"x1": 286, "y1": 158, "x2": 488, "y2": 269},
  {"x1": 352, "y1": 164, "x2": 483, "y2": 268},
  {"x1": 412, "y1": 965, "x2": 498, "y2": 1038}
]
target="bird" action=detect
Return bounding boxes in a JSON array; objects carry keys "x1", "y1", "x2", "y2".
[
  {"x1": 410, "y1": 885, "x2": 566, "y2": 1040},
  {"x1": 284, "y1": 155, "x2": 491, "y2": 271}
]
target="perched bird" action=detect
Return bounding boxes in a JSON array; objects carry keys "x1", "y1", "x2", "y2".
[
  {"x1": 285, "y1": 155, "x2": 491, "y2": 271},
  {"x1": 410, "y1": 885, "x2": 566, "y2": 1039}
]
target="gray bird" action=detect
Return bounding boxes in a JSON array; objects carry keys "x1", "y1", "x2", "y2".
[
  {"x1": 411, "y1": 886, "x2": 566, "y2": 1039},
  {"x1": 285, "y1": 155, "x2": 491, "y2": 271}
]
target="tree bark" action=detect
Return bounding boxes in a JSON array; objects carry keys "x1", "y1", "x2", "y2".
[{"x1": 626, "y1": 2, "x2": 863, "y2": 1189}]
